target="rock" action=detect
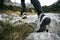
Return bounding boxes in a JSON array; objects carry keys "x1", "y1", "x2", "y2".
[
  {"x1": 1, "y1": 14, "x2": 9, "y2": 18},
  {"x1": 25, "y1": 32, "x2": 60, "y2": 40}
]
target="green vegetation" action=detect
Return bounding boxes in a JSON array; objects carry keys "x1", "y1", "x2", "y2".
[
  {"x1": 0, "y1": 20, "x2": 33, "y2": 40},
  {"x1": 0, "y1": 0, "x2": 60, "y2": 14},
  {"x1": 0, "y1": 5, "x2": 21, "y2": 11},
  {"x1": 42, "y1": 0, "x2": 60, "y2": 13},
  {"x1": 0, "y1": 0, "x2": 5, "y2": 5}
]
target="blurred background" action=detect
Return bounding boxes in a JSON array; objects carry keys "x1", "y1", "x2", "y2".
[{"x1": 0, "y1": 0, "x2": 60, "y2": 15}]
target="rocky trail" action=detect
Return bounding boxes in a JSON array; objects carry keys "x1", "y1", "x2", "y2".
[{"x1": 0, "y1": 13, "x2": 60, "y2": 40}]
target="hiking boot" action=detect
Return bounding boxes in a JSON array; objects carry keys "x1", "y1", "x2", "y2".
[
  {"x1": 21, "y1": 12, "x2": 27, "y2": 19},
  {"x1": 36, "y1": 14, "x2": 51, "y2": 32}
]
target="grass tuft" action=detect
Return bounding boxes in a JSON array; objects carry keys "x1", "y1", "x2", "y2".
[{"x1": 0, "y1": 21, "x2": 33, "y2": 40}]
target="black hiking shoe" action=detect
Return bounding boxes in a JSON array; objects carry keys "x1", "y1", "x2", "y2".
[
  {"x1": 36, "y1": 14, "x2": 51, "y2": 32},
  {"x1": 21, "y1": 12, "x2": 27, "y2": 19}
]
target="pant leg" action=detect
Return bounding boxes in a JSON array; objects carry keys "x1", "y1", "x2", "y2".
[
  {"x1": 30, "y1": 0, "x2": 42, "y2": 16},
  {"x1": 21, "y1": 0, "x2": 26, "y2": 16}
]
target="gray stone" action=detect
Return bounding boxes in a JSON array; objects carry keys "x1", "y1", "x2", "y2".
[{"x1": 25, "y1": 32, "x2": 60, "y2": 40}]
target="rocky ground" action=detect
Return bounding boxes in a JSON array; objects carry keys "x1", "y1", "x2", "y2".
[
  {"x1": 26, "y1": 32, "x2": 60, "y2": 40},
  {"x1": 0, "y1": 13, "x2": 60, "y2": 40}
]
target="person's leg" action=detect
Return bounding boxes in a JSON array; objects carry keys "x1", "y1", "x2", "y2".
[
  {"x1": 30, "y1": 0, "x2": 51, "y2": 32},
  {"x1": 30, "y1": 0, "x2": 42, "y2": 17},
  {"x1": 21, "y1": 0, "x2": 27, "y2": 19}
]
